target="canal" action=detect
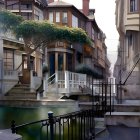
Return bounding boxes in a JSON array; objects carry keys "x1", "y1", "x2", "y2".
[{"x1": 0, "y1": 105, "x2": 79, "y2": 140}]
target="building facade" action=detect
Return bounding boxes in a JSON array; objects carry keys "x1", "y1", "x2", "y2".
[
  {"x1": 0, "y1": 0, "x2": 4, "y2": 9},
  {"x1": 114, "y1": 0, "x2": 140, "y2": 97},
  {"x1": 46, "y1": 0, "x2": 110, "y2": 80},
  {"x1": 5, "y1": 0, "x2": 47, "y2": 20},
  {"x1": 0, "y1": 0, "x2": 46, "y2": 94},
  {"x1": 1, "y1": 0, "x2": 110, "y2": 96}
]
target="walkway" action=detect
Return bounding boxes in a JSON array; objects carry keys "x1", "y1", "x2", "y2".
[{"x1": 95, "y1": 118, "x2": 111, "y2": 140}]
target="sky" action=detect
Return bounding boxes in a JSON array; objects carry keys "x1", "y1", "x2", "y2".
[{"x1": 61, "y1": 0, "x2": 119, "y2": 71}]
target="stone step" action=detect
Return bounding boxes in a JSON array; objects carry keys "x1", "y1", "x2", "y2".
[
  {"x1": 44, "y1": 93, "x2": 62, "y2": 100},
  {"x1": 5, "y1": 93, "x2": 37, "y2": 99},
  {"x1": 15, "y1": 84, "x2": 30, "y2": 88},
  {"x1": 7, "y1": 87, "x2": 31, "y2": 92},
  {"x1": 114, "y1": 104, "x2": 140, "y2": 112},
  {"x1": 105, "y1": 112, "x2": 140, "y2": 127},
  {"x1": 105, "y1": 111, "x2": 140, "y2": 140}
]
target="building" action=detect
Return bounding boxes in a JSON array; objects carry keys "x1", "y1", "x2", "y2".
[
  {"x1": 0, "y1": 1, "x2": 46, "y2": 96},
  {"x1": 0, "y1": 0, "x2": 4, "y2": 9},
  {"x1": 5, "y1": 0, "x2": 47, "y2": 20},
  {"x1": 105, "y1": 1, "x2": 140, "y2": 140},
  {"x1": 46, "y1": 0, "x2": 110, "y2": 80},
  {"x1": 114, "y1": 0, "x2": 140, "y2": 97},
  {"x1": 2, "y1": 0, "x2": 110, "y2": 97}
]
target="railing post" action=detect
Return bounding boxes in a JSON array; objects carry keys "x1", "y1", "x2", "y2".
[
  {"x1": 43, "y1": 73, "x2": 48, "y2": 97},
  {"x1": 55, "y1": 71, "x2": 58, "y2": 94},
  {"x1": 48, "y1": 111, "x2": 54, "y2": 140},
  {"x1": 65, "y1": 71, "x2": 70, "y2": 93},
  {"x1": 11, "y1": 120, "x2": 16, "y2": 134},
  {"x1": 30, "y1": 70, "x2": 35, "y2": 92}
]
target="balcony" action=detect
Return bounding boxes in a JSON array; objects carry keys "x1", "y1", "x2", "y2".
[{"x1": 125, "y1": 13, "x2": 140, "y2": 32}]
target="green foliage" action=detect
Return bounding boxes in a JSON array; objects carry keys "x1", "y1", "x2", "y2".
[
  {"x1": 16, "y1": 20, "x2": 40, "y2": 39},
  {"x1": 0, "y1": 10, "x2": 91, "y2": 45},
  {"x1": 16, "y1": 20, "x2": 92, "y2": 45},
  {"x1": 0, "y1": 10, "x2": 23, "y2": 33}
]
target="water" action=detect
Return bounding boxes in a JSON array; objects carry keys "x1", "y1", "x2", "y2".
[{"x1": 0, "y1": 105, "x2": 79, "y2": 129}]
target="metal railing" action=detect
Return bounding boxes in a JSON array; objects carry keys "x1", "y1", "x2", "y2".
[
  {"x1": 120, "y1": 52, "x2": 140, "y2": 85},
  {"x1": 11, "y1": 110, "x2": 96, "y2": 140},
  {"x1": 11, "y1": 82, "x2": 120, "y2": 139}
]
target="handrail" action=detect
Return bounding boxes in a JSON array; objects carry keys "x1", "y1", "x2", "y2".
[
  {"x1": 16, "y1": 61, "x2": 23, "y2": 71},
  {"x1": 11, "y1": 110, "x2": 95, "y2": 140},
  {"x1": 48, "y1": 77, "x2": 55, "y2": 85},
  {"x1": 10, "y1": 82, "x2": 119, "y2": 139},
  {"x1": 47, "y1": 73, "x2": 55, "y2": 81},
  {"x1": 121, "y1": 52, "x2": 140, "y2": 74},
  {"x1": 122, "y1": 53, "x2": 140, "y2": 85},
  {"x1": 123, "y1": 54, "x2": 140, "y2": 85}
]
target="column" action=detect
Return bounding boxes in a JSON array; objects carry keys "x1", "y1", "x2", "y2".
[
  {"x1": 63, "y1": 52, "x2": 66, "y2": 71},
  {"x1": 55, "y1": 52, "x2": 58, "y2": 72}
]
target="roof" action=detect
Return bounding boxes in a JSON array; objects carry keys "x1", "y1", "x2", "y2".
[
  {"x1": 48, "y1": 1, "x2": 88, "y2": 20},
  {"x1": 35, "y1": 0, "x2": 48, "y2": 6},
  {"x1": 48, "y1": 1, "x2": 73, "y2": 7},
  {"x1": 41, "y1": 0, "x2": 48, "y2": 6}
]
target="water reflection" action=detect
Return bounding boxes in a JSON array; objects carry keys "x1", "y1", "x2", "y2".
[{"x1": 0, "y1": 105, "x2": 79, "y2": 129}]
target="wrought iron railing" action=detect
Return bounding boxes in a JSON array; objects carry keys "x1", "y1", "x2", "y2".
[
  {"x1": 11, "y1": 82, "x2": 120, "y2": 139},
  {"x1": 11, "y1": 110, "x2": 97, "y2": 140}
]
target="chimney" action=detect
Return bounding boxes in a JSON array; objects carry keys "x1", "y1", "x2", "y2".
[
  {"x1": 82, "y1": 0, "x2": 90, "y2": 16},
  {"x1": 48, "y1": 0, "x2": 54, "y2": 4}
]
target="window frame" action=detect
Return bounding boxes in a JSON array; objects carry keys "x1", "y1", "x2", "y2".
[
  {"x1": 4, "y1": 48, "x2": 14, "y2": 70},
  {"x1": 129, "y1": 0, "x2": 138, "y2": 12},
  {"x1": 62, "y1": 12, "x2": 68, "y2": 24},
  {"x1": 55, "y1": 11, "x2": 60, "y2": 23},
  {"x1": 48, "y1": 11, "x2": 54, "y2": 23}
]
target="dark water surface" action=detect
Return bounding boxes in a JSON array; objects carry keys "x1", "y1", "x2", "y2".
[{"x1": 0, "y1": 105, "x2": 79, "y2": 129}]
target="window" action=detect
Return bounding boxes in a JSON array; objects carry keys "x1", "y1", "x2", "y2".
[
  {"x1": 4, "y1": 49, "x2": 14, "y2": 70},
  {"x1": 62, "y1": 12, "x2": 68, "y2": 23},
  {"x1": 126, "y1": 34, "x2": 133, "y2": 57},
  {"x1": 34, "y1": 8, "x2": 44, "y2": 21},
  {"x1": 21, "y1": 13, "x2": 32, "y2": 20},
  {"x1": 20, "y1": 3, "x2": 32, "y2": 10},
  {"x1": 72, "y1": 15, "x2": 78, "y2": 27},
  {"x1": 128, "y1": 34, "x2": 133, "y2": 46},
  {"x1": 130, "y1": 0, "x2": 138, "y2": 12},
  {"x1": 56, "y1": 12, "x2": 60, "y2": 23},
  {"x1": 92, "y1": 28, "x2": 95, "y2": 40},
  {"x1": 7, "y1": 1, "x2": 19, "y2": 10},
  {"x1": 49, "y1": 12, "x2": 54, "y2": 22}
]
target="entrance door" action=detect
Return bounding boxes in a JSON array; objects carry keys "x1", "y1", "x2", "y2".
[
  {"x1": 22, "y1": 55, "x2": 35, "y2": 84},
  {"x1": 49, "y1": 53, "x2": 55, "y2": 76}
]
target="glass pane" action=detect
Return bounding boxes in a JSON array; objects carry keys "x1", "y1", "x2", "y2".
[
  {"x1": 49, "y1": 12, "x2": 53, "y2": 22},
  {"x1": 56, "y1": 12, "x2": 60, "y2": 22},
  {"x1": 58, "y1": 53, "x2": 63, "y2": 71}
]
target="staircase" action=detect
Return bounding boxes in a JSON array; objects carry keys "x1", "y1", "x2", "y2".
[
  {"x1": 105, "y1": 82, "x2": 140, "y2": 140},
  {"x1": 5, "y1": 84, "x2": 37, "y2": 99},
  {"x1": 45, "y1": 71, "x2": 87, "y2": 97},
  {"x1": 105, "y1": 53, "x2": 140, "y2": 140}
]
